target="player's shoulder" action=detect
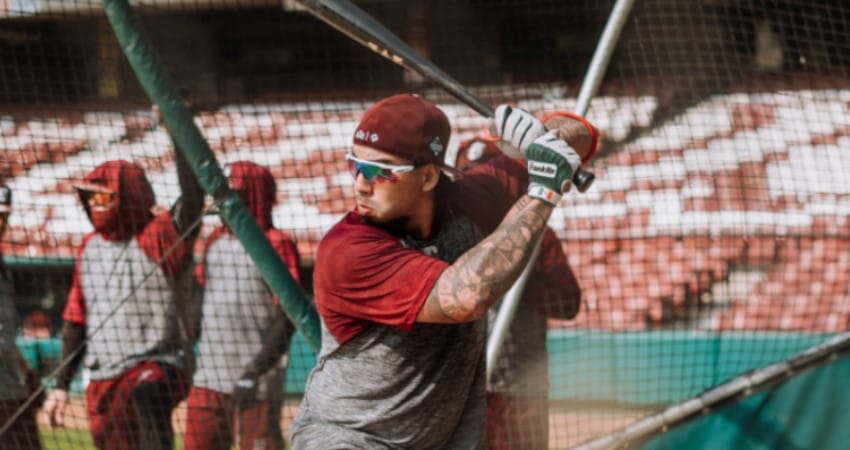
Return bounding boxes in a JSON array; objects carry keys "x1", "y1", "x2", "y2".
[
  {"x1": 78, "y1": 231, "x2": 109, "y2": 257},
  {"x1": 81, "y1": 230, "x2": 101, "y2": 246},
  {"x1": 455, "y1": 154, "x2": 525, "y2": 196},
  {"x1": 317, "y1": 212, "x2": 394, "y2": 264},
  {"x1": 141, "y1": 208, "x2": 176, "y2": 234}
]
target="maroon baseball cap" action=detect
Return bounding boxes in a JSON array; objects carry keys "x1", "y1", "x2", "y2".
[{"x1": 353, "y1": 94, "x2": 460, "y2": 177}]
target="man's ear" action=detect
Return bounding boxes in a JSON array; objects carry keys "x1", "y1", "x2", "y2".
[{"x1": 421, "y1": 164, "x2": 441, "y2": 192}]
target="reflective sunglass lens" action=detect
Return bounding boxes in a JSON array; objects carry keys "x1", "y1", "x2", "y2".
[
  {"x1": 90, "y1": 192, "x2": 115, "y2": 206},
  {"x1": 349, "y1": 159, "x2": 395, "y2": 183}
]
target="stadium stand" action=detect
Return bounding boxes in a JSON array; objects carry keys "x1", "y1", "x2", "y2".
[{"x1": 3, "y1": 88, "x2": 849, "y2": 333}]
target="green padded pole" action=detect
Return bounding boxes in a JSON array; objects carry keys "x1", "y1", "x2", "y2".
[{"x1": 100, "y1": 0, "x2": 320, "y2": 352}]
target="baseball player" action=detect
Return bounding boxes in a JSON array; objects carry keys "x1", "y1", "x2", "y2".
[
  {"x1": 454, "y1": 137, "x2": 582, "y2": 449},
  {"x1": 289, "y1": 93, "x2": 592, "y2": 448},
  {"x1": 0, "y1": 184, "x2": 44, "y2": 450},
  {"x1": 42, "y1": 146, "x2": 204, "y2": 450},
  {"x1": 183, "y1": 161, "x2": 301, "y2": 450}
]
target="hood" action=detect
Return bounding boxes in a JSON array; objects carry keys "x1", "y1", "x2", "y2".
[
  {"x1": 77, "y1": 160, "x2": 155, "y2": 241},
  {"x1": 227, "y1": 161, "x2": 275, "y2": 230}
]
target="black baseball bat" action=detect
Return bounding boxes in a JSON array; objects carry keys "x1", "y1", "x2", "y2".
[{"x1": 294, "y1": 0, "x2": 595, "y2": 192}]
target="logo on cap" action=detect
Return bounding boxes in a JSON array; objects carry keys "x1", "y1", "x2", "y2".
[
  {"x1": 429, "y1": 136, "x2": 444, "y2": 157},
  {"x1": 355, "y1": 129, "x2": 380, "y2": 143}
]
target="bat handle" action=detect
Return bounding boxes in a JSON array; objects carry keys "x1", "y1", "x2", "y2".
[{"x1": 573, "y1": 167, "x2": 595, "y2": 192}]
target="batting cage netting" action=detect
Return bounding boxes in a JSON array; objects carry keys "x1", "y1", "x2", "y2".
[{"x1": 1, "y1": 1, "x2": 849, "y2": 449}]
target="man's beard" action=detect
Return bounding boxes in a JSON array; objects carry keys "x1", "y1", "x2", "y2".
[{"x1": 362, "y1": 214, "x2": 412, "y2": 236}]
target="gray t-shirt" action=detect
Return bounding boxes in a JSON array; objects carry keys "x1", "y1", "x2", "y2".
[
  {"x1": 193, "y1": 234, "x2": 285, "y2": 399},
  {"x1": 77, "y1": 235, "x2": 185, "y2": 379},
  {"x1": 291, "y1": 318, "x2": 487, "y2": 450},
  {"x1": 290, "y1": 213, "x2": 487, "y2": 449}
]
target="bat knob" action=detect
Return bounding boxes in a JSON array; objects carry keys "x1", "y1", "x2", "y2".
[{"x1": 572, "y1": 168, "x2": 595, "y2": 193}]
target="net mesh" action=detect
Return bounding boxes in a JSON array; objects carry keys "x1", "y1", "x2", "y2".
[{"x1": 1, "y1": 0, "x2": 849, "y2": 449}]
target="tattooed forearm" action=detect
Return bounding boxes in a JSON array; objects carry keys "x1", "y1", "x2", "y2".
[{"x1": 419, "y1": 196, "x2": 553, "y2": 323}]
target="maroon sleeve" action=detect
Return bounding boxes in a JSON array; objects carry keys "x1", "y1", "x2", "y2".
[
  {"x1": 63, "y1": 232, "x2": 98, "y2": 325},
  {"x1": 267, "y1": 229, "x2": 301, "y2": 284},
  {"x1": 528, "y1": 228, "x2": 581, "y2": 319},
  {"x1": 314, "y1": 213, "x2": 449, "y2": 344},
  {"x1": 136, "y1": 210, "x2": 195, "y2": 278}
]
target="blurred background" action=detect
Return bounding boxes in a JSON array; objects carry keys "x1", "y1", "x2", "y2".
[{"x1": 2, "y1": 1, "x2": 849, "y2": 448}]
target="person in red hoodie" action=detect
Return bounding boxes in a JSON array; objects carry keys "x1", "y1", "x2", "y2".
[
  {"x1": 183, "y1": 161, "x2": 301, "y2": 450},
  {"x1": 42, "y1": 145, "x2": 204, "y2": 449},
  {"x1": 453, "y1": 137, "x2": 582, "y2": 450}
]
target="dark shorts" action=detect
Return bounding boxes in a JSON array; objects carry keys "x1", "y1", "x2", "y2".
[
  {"x1": 183, "y1": 386, "x2": 283, "y2": 450},
  {"x1": 86, "y1": 361, "x2": 188, "y2": 450}
]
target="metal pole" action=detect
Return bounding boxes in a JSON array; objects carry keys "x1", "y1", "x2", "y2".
[
  {"x1": 487, "y1": 0, "x2": 637, "y2": 380},
  {"x1": 575, "y1": 0, "x2": 637, "y2": 117}
]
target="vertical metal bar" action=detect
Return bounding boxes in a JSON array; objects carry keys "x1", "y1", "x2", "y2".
[
  {"x1": 487, "y1": 0, "x2": 637, "y2": 380},
  {"x1": 575, "y1": 0, "x2": 638, "y2": 116}
]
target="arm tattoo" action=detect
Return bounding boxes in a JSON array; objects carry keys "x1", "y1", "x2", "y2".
[{"x1": 426, "y1": 196, "x2": 552, "y2": 322}]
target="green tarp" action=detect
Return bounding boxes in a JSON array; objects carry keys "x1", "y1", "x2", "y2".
[{"x1": 640, "y1": 354, "x2": 850, "y2": 450}]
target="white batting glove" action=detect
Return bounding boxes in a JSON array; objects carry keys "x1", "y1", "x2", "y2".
[
  {"x1": 494, "y1": 104, "x2": 547, "y2": 157},
  {"x1": 526, "y1": 131, "x2": 582, "y2": 205}
]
